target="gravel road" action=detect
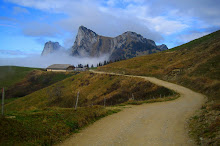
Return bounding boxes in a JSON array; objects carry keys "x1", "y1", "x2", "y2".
[{"x1": 60, "y1": 71, "x2": 206, "y2": 146}]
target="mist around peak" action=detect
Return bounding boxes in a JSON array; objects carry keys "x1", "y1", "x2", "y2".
[{"x1": 0, "y1": 51, "x2": 110, "y2": 68}]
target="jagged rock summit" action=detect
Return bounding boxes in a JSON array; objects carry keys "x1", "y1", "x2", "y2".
[
  {"x1": 41, "y1": 26, "x2": 168, "y2": 60},
  {"x1": 157, "y1": 44, "x2": 168, "y2": 51},
  {"x1": 71, "y1": 26, "x2": 168, "y2": 61},
  {"x1": 41, "y1": 41, "x2": 62, "y2": 56}
]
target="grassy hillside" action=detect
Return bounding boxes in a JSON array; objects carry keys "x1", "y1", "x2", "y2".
[
  {"x1": 0, "y1": 106, "x2": 120, "y2": 145},
  {"x1": 1, "y1": 72, "x2": 175, "y2": 145},
  {"x1": 5, "y1": 70, "x2": 75, "y2": 99},
  {"x1": 5, "y1": 72, "x2": 174, "y2": 112},
  {"x1": 0, "y1": 66, "x2": 39, "y2": 89},
  {"x1": 98, "y1": 30, "x2": 220, "y2": 100},
  {"x1": 98, "y1": 30, "x2": 220, "y2": 145}
]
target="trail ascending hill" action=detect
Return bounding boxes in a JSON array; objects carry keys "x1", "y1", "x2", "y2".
[{"x1": 60, "y1": 71, "x2": 206, "y2": 146}]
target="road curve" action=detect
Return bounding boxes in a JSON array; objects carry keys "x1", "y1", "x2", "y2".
[{"x1": 60, "y1": 71, "x2": 206, "y2": 146}]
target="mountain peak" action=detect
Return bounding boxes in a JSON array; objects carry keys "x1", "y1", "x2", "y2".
[
  {"x1": 41, "y1": 41, "x2": 62, "y2": 56},
  {"x1": 157, "y1": 44, "x2": 168, "y2": 51},
  {"x1": 122, "y1": 31, "x2": 138, "y2": 35},
  {"x1": 78, "y1": 25, "x2": 97, "y2": 35},
  {"x1": 71, "y1": 26, "x2": 168, "y2": 60},
  {"x1": 121, "y1": 31, "x2": 144, "y2": 40}
]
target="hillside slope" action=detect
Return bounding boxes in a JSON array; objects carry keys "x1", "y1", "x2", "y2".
[
  {"x1": 98, "y1": 30, "x2": 220, "y2": 145},
  {"x1": 1, "y1": 71, "x2": 174, "y2": 145},
  {"x1": 5, "y1": 70, "x2": 74, "y2": 99},
  {"x1": 61, "y1": 71, "x2": 205, "y2": 146},
  {"x1": 5, "y1": 72, "x2": 173, "y2": 112},
  {"x1": 0, "y1": 66, "x2": 39, "y2": 89},
  {"x1": 98, "y1": 30, "x2": 220, "y2": 100}
]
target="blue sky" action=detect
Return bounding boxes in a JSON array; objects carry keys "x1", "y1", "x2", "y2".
[{"x1": 0, "y1": 0, "x2": 220, "y2": 59}]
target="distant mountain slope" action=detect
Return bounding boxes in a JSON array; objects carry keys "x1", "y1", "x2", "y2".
[
  {"x1": 71, "y1": 26, "x2": 168, "y2": 61},
  {"x1": 5, "y1": 70, "x2": 73, "y2": 99},
  {"x1": 98, "y1": 30, "x2": 220, "y2": 100},
  {"x1": 0, "y1": 66, "x2": 39, "y2": 89}
]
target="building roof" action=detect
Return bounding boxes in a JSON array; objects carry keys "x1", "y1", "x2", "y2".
[{"x1": 47, "y1": 64, "x2": 73, "y2": 70}]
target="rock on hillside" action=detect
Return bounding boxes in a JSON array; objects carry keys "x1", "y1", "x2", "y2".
[
  {"x1": 41, "y1": 41, "x2": 63, "y2": 56},
  {"x1": 71, "y1": 26, "x2": 168, "y2": 61}
]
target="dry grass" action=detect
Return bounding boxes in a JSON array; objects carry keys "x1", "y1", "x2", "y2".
[
  {"x1": 97, "y1": 30, "x2": 220, "y2": 145},
  {"x1": 1, "y1": 71, "x2": 175, "y2": 145},
  {"x1": 4, "y1": 70, "x2": 75, "y2": 99},
  {"x1": 98, "y1": 30, "x2": 220, "y2": 100},
  {"x1": 5, "y1": 72, "x2": 174, "y2": 112},
  {"x1": 0, "y1": 106, "x2": 120, "y2": 145},
  {"x1": 0, "y1": 66, "x2": 39, "y2": 89}
]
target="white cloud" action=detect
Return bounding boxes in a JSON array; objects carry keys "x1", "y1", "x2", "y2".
[
  {"x1": 142, "y1": 16, "x2": 189, "y2": 35},
  {"x1": 0, "y1": 53, "x2": 110, "y2": 68},
  {"x1": 6, "y1": 0, "x2": 164, "y2": 41},
  {"x1": 5, "y1": 0, "x2": 220, "y2": 48},
  {"x1": 21, "y1": 22, "x2": 61, "y2": 37},
  {"x1": 99, "y1": 3, "x2": 188, "y2": 36},
  {"x1": 144, "y1": 0, "x2": 220, "y2": 29}
]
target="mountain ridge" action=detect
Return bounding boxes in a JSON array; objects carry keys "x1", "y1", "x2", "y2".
[
  {"x1": 41, "y1": 26, "x2": 168, "y2": 60},
  {"x1": 71, "y1": 26, "x2": 168, "y2": 61},
  {"x1": 41, "y1": 41, "x2": 63, "y2": 56}
]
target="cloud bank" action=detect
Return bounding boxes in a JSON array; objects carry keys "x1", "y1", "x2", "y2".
[{"x1": 0, "y1": 52, "x2": 110, "y2": 68}]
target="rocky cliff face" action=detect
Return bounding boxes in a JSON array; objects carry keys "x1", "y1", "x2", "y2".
[
  {"x1": 41, "y1": 41, "x2": 62, "y2": 56},
  {"x1": 71, "y1": 26, "x2": 112, "y2": 57},
  {"x1": 71, "y1": 26, "x2": 168, "y2": 61}
]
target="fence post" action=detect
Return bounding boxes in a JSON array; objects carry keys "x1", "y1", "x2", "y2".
[
  {"x1": 75, "y1": 91, "x2": 79, "y2": 110},
  {"x1": 2, "y1": 87, "x2": 4, "y2": 116},
  {"x1": 132, "y1": 93, "x2": 134, "y2": 100}
]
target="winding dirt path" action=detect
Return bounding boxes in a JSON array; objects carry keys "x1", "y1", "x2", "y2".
[{"x1": 60, "y1": 71, "x2": 206, "y2": 146}]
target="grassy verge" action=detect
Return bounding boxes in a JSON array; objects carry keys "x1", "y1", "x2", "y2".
[
  {"x1": 189, "y1": 102, "x2": 220, "y2": 145},
  {"x1": 0, "y1": 106, "x2": 120, "y2": 145},
  {"x1": 0, "y1": 94, "x2": 179, "y2": 145},
  {"x1": 118, "y1": 94, "x2": 179, "y2": 106}
]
